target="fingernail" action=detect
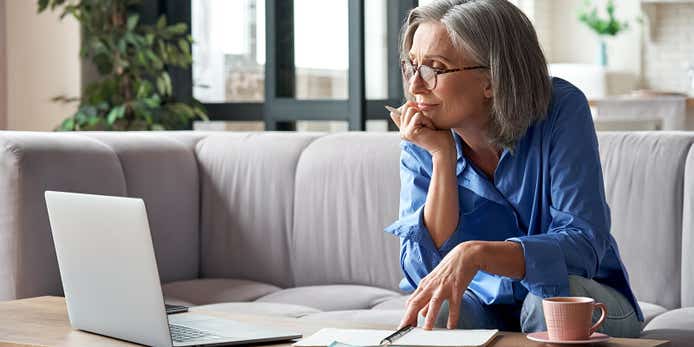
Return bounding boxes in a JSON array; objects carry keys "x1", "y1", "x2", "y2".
[{"x1": 384, "y1": 105, "x2": 399, "y2": 114}]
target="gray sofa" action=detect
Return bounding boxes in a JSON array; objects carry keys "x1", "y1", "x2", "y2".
[{"x1": 0, "y1": 130, "x2": 693, "y2": 345}]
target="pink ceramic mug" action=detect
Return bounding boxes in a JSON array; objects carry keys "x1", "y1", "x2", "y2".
[{"x1": 542, "y1": 297, "x2": 607, "y2": 341}]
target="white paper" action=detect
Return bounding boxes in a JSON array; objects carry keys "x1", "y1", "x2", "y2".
[{"x1": 293, "y1": 328, "x2": 498, "y2": 347}]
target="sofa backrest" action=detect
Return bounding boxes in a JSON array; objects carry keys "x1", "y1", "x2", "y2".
[
  {"x1": 2, "y1": 130, "x2": 693, "y2": 308},
  {"x1": 0, "y1": 132, "x2": 202, "y2": 300},
  {"x1": 291, "y1": 133, "x2": 403, "y2": 291},
  {"x1": 287, "y1": 131, "x2": 694, "y2": 306},
  {"x1": 82, "y1": 132, "x2": 203, "y2": 284},
  {"x1": 597, "y1": 132, "x2": 694, "y2": 309},
  {"x1": 195, "y1": 132, "x2": 321, "y2": 288}
]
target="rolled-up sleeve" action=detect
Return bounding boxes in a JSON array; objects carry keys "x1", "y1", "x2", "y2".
[
  {"x1": 384, "y1": 141, "x2": 442, "y2": 292},
  {"x1": 507, "y1": 90, "x2": 611, "y2": 298}
]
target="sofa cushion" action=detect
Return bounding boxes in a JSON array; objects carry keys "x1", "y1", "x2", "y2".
[
  {"x1": 196, "y1": 302, "x2": 320, "y2": 318},
  {"x1": 255, "y1": 285, "x2": 401, "y2": 311},
  {"x1": 641, "y1": 307, "x2": 694, "y2": 347},
  {"x1": 195, "y1": 132, "x2": 322, "y2": 288},
  {"x1": 638, "y1": 301, "x2": 668, "y2": 327},
  {"x1": 643, "y1": 307, "x2": 694, "y2": 331},
  {"x1": 598, "y1": 132, "x2": 694, "y2": 309},
  {"x1": 82, "y1": 133, "x2": 201, "y2": 283},
  {"x1": 292, "y1": 133, "x2": 403, "y2": 291},
  {"x1": 162, "y1": 278, "x2": 281, "y2": 305},
  {"x1": 299, "y1": 310, "x2": 402, "y2": 327},
  {"x1": 371, "y1": 295, "x2": 409, "y2": 310}
]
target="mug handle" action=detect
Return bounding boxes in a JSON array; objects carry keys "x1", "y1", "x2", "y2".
[{"x1": 589, "y1": 302, "x2": 608, "y2": 335}]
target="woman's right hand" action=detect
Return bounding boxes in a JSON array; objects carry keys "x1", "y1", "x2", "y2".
[{"x1": 388, "y1": 101, "x2": 455, "y2": 158}]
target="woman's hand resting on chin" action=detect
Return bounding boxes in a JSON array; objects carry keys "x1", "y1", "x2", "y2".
[{"x1": 388, "y1": 101, "x2": 455, "y2": 158}]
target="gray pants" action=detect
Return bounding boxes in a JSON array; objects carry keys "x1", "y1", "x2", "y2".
[{"x1": 420, "y1": 276, "x2": 642, "y2": 338}]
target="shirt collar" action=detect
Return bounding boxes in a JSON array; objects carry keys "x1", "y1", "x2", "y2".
[
  {"x1": 451, "y1": 129, "x2": 514, "y2": 207},
  {"x1": 451, "y1": 129, "x2": 463, "y2": 161},
  {"x1": 451, "y1": 130, "x2": 465, "y2": 176},
  {"x1": 451, "y1": 129, "x2": 515, "y2": 171}
]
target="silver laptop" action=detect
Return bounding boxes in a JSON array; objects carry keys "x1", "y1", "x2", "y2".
[{"x1": 45, "y1": 191, "x2": 302, "y2": 347}]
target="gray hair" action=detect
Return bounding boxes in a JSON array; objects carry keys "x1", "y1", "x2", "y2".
[{"x1": 401, "y1": 0, "x2": 551, "y2": 150}]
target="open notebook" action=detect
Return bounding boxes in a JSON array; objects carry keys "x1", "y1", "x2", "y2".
[{"x1": 294, "y1": 328, "x2": 498, "y2": 347}]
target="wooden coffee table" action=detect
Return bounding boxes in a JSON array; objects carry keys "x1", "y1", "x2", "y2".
[{"x1": 0, "y1": 296, "x2": 668, "y2": 347}]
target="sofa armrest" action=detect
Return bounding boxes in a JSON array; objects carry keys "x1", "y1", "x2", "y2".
[
  {"x1": 683, "y1": 145, "x2": 694, "y2": 307},
  {"x1": 0, "y1": 132, "x2": 127, "y2": 300}
]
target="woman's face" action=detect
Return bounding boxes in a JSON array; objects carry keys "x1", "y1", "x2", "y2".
[{"x1": 407, "y1": 21, "x2": 492, "y2": 130}]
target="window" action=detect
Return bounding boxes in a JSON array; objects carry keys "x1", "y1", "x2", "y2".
[
  {"x1": 159, "y1": 0, "x2": 418, "y2": 130},
  {"x1": 365, "y1": 0, "x2": 389, "y2": 100},
  {"x1": 294, "y1": 0, "x2": 349, "y2": 100},
  {"x1": 192, "y1": 0, "x2": 265, "y2": 102}
]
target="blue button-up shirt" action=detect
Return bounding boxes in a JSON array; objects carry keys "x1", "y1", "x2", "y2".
[{"x1": 384, "y1": 77, "x2": 643, "y2": 321}]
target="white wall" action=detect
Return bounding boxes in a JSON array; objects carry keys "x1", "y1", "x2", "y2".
[
  {"x1": 4, "y1": 0, "x2": 81, "y2": 131},
  {"x1": 515, "y1": 0, "x2": 553, "y2": 60},
  {"x1": 0, "y1": 0, "x2": 7, "y2": 130}
]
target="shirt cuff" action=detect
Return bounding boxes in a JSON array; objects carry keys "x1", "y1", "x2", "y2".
[
  {"x1": 506, "y1": 235, "x2": 571, "y2": 298},
  {"x1": 384, "y1": 205, "x2": 439, "y2": 255}
]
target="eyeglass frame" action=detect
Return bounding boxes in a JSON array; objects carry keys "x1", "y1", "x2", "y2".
[{"x1": 400, "y1": 59, "x2": 489, "y2": 91}]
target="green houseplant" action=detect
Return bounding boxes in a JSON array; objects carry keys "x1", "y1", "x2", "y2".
[
  {"x1": 38, "y1": 0, "x2": 208, "y2": 131},
  {"x1": 577, "y1": 0, "x2": 630, "y2": 67}
]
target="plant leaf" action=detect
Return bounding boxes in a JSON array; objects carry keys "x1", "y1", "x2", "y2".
[
  {"x1": 43, "y1": 1, "x2": 201, "y2": 131},
  {"x1": 156, "y1": 15, "x2": 167, "y2": 29},
  {"x1": 169, "y1": 23, "x2": 188, "y2": 35},
  {"x1": 37, "y1": 0, "x2": 50, "y2": 13},
  {"x1": 127, "y1": 14, "x2": 139, "y2": 31},
  {"x1": 106, "y1": 105, "x2": 126, "y2": 125},
  {"x1": 59, "y1": 117, "x2": 75, "y2": 131}
]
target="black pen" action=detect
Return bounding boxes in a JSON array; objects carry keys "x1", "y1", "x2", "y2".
[{"x1": 379, "y1": 325, "x2": 414, "y2": 345}]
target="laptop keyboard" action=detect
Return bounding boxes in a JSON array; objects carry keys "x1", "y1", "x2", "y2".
[{"x1": 169, "y1": 324, "x2": 220, "y2": 342}]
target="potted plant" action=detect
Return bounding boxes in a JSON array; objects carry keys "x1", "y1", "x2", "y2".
[
  {"x1": 577, "y1": 0, "x2": 630, "y2": 67},
  {"x1": 38, "y1": 0, "x2": 208, "y2": 130}
]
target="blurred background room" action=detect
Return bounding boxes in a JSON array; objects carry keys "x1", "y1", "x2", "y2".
[{"x1": 1, "y1": 0, "x2": 693, "y2": 133}]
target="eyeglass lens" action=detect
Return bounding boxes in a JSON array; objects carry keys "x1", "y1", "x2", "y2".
[{"x1": 402, "y1": 62, "x2": 436, "y2": 90}]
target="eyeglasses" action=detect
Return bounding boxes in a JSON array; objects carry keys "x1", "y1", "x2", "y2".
[{"x1": 400, "y1": 59, "x2": 488, "y2": 90}]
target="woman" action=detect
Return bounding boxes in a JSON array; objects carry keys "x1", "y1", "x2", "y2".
[{"x1": 385, "y1": 0, "x2": 642, "y2": 337}]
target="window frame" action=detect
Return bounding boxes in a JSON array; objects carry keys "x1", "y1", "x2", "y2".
[{"x1": 155, "y1": 0, "x2": 416, "y2": 130}]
